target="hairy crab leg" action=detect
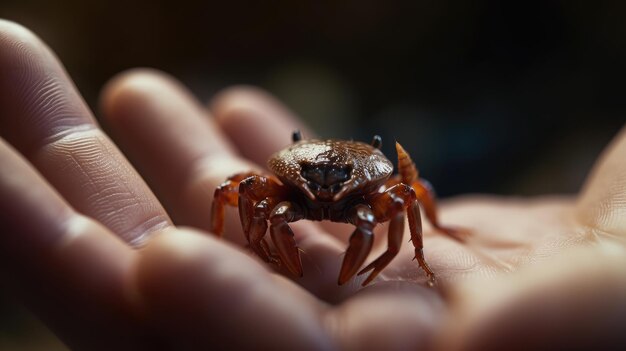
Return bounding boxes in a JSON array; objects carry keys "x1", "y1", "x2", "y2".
[
  {"x1": 395, "y1": 142, "x2": 467, "y2": 242},
  {"x1": 269, "y1": 201, "x2": 305, "y2": 277},
  {"x1": 364, "y1": 184, "x2": 435, "y2": 286},
  {"x1": 338, "y1": 204, "x2": 376, "y2": 285},
  {"x1": 406, "y1": 200, "x2": 436, "y2": 285},
  {"x1": 210, "y1": 172, "x2": 256, "y2": 236}
]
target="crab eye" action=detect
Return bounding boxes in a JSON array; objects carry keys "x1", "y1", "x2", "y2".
[
  {"x1": 292, "y1": 130, "x2": 302, "y2": 142},
  {"x1": 371, "y1": 135, "x2": 382, "y2": 149}
]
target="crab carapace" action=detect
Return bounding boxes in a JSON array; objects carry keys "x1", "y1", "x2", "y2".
[{"x1": 210, "y1": 131, "x2": 463, "y2": 286}]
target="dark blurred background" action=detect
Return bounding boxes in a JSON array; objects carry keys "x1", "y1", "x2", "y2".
[{"x1": 1, "y1": 0, "x2": 625, "y2": 348}]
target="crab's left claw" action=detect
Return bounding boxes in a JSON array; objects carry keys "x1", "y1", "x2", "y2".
[{"x1": 332, "y1": 179, "x2": 358, "y2": 202}]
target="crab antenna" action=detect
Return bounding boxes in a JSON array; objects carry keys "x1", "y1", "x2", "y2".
[
  {"x1": 292, "y1": 130, "x2": 302, "y2": 143},
  {"x1": 371, "y1": 135, "x2": 382, "y2": 149}
]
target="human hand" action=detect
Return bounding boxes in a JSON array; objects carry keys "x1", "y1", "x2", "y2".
[{"x1": 1, "y1": 20, "x2": 624, "y2": 350}]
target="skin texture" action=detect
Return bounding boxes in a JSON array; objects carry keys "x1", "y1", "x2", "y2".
[{"x1": 0, "y1": 19, "x2": 625, "y2": 350}]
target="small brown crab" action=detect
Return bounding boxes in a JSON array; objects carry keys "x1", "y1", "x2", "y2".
[{"x1": 211, "y1": 131, "x2": 462, "y2": 286}]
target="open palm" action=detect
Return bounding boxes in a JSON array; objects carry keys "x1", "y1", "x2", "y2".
[{"x1": 1, "y1": 20, "x2": 624, "y2": 351}]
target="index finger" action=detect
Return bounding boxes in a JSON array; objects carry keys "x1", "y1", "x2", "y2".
[
  {"x1": 0, "y1": 20, "x2": 171, "y2": 243},
  {"x1": 100, "y1": 69, "x2": 251, "y2": 244}
]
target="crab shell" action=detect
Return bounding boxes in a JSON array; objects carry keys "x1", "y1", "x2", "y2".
[{"x1": 267, "y1": 139, "x2": 394, "y2": 201}]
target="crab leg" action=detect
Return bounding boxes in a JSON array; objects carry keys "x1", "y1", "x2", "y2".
[
  {"x1": 246, "y1": 199, "x2": 276, "y2": 264},
  {"x1": 338, "y1": 204, "x2": 376, "y2": 285},
  {"x1": 411, "y1": 179, "x2": 466, "y2": 241},
  {"x1": 238, "y1": 176, "x2": 287, "y2": 264},
  {"x1": 269, "y1": 201, "x2": 305, "y2": 276},
  {"x1": 395, "y1": 142, "x2": 466, "y2": 242},
  {"x1": 406, "y1": 199, "x2": 435, "y2": 284},
  {"x1": 362, "y1": 184, "x2": 435, "y2": 285},
  {"x1": 210, "y1": 172, "x2": 256, "y2": 236},
  {"x1": 357, "y1": 212, "x2": 404, "y2": 286}
]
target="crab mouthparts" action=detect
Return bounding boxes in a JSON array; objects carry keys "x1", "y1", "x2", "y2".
[
  {"x1": 298, "y1": 164, "x2": 353, "y2": 201},
  {"x1": 332, "y1": 185, "x2": 352, "y2": 201},
  {"x1": 309, "y1": 182, "x2": 343, "y2": 199},
  {"x1": 300, "y1": 181, "x2": 349, "y2": 202}
]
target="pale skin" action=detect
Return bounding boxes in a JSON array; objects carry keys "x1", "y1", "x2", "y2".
[{"x1": 0, "y1": 19, "x2": 625, "y2": 351}]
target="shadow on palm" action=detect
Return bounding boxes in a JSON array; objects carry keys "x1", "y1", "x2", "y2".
[{"x1": 265, "y1": 194, "x2": 582, "y2": 303}]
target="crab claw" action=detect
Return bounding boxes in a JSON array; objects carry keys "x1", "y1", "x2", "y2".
[
  {"x1": 332, "y1": 179, "x2": 358, "y2": 201},
  {"x1": 296, "y1": 176, "x2": 317, "y2": 201},
  {"x1": 301, "y1": 184, "x2": 316, "y2": 201}
]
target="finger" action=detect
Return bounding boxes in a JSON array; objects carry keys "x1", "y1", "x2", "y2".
[
  {"x1": 577, "y1": 124, "x2": 626, "y2": 240},
  {"x1": 0, "y1": 20, "x2": 171, "y2": 243},
  {"x1": 100, "y1": 69, "x2": 251, "y2": 244},
  {"x1": 136, "y1": 228, "x2": 335, "y2": 350},
  {"x1": 440, "y1": 243, "x2": 626, "y2": 351},
  {"x1": 139, "y1": 229, "x2": 448, "y2": 349},
  {"x1": 329, "y1": 282, "x2": 445, "y2": 350},
  {"x1": 211, "y1": 86, "x2": 314, "y2": 166},
  {"x1": 0, "y1": 138, "x2": 143, "y2": 350}
]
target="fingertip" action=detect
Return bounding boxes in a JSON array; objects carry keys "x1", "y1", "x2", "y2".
[
  {"x1": 0, "y1": 19, "x2": 95, "y2": 155},
  {"x1": 329, "y1": 286, "x2": 444, "y2": 351},
  {"x1": 99, "y1": 68, "x2": 180, "y2": 126},
  {"x1": 210, "y1": 85, "x2": 312, "y2": 165},
  {"x1": 210, "y1": 85, "x2": 277, "y2": 123},
  {"x1": 0, "y1": 19, "x2": 41, "y2": 44},
  {"x1": 576, "y1": 124, "x2": 626, "y2": 236},
  {"x1": 99, "y1": 67, "x2": 236, "y2": 164},
  {"x1": 211, "y1": 85, "x2": 292, "y2": 142},
  {"x1": 0, "y1": 20, "x2": 51, "y2": 65}
]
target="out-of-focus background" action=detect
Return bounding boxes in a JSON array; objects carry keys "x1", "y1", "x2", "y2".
[{"x1": 1, "y1": 0, "x2": 625, "y2": 349}]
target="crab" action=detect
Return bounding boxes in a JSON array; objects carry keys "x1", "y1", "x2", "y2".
[{"x1": 210, "y1": 131, "x2": 463, "y2": 286}]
